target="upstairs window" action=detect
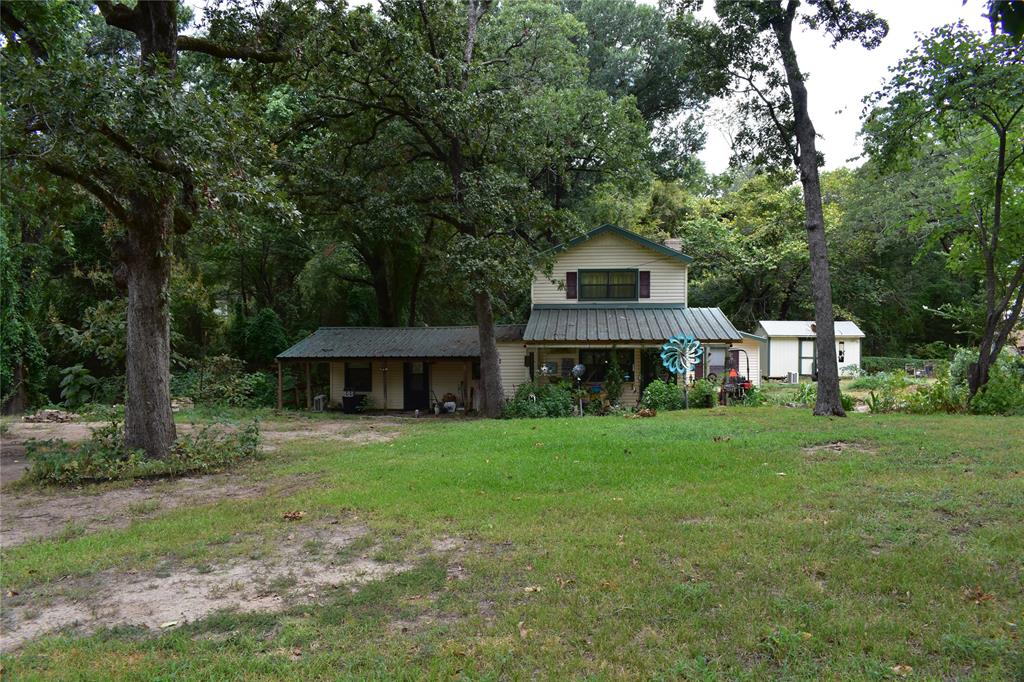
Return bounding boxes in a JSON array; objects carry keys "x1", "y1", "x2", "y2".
[{"x1": 578, "y1": 270, "x2": 638, "y2": 301}]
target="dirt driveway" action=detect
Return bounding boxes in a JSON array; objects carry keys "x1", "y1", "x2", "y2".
[
  {"x1": 0, "y1": 415, "x2": 418, "y2": 652},
  {"x1": 0, "y1": 415, "x2": 403, "y2": 547}
]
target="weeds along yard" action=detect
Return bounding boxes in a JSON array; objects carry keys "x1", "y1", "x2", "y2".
[{"x1": 1, "y1": 408, "x2": 1022, "y2": 680}]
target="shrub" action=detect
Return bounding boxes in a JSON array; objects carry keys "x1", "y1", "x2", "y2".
[
  {"x1": 503, "y1": 381, "x2": 575, "y2": 418},
  {"x1": 905, "y1": 372, "x2": 963, "y2": 414},
  {"x1": 686, "y1": 379, "x2": 717, "y2": 408},
  {"x1": 171, "y1": 355, "x2": 276, "y2": 408},
  {"x1": 793, "y1": 382, "x2": 854, "y2": 412},
  {"x1": 27, "y1": 419, "x2": 261, "y2": 486},
  {"x1": 848, "y1": 371, "x2": 909, "y2": 391},
  {"x1": 640, "y1": 379, "x2": 684, "y2": 411},
  {"x1": 603, "y1": 350, "x2": 625, "y2": 406},
  {"x1": 862, "y1": 356, "x2": 944, "y2": 374},
  {"x1": 948, "y1": 347, "x2": 1024, "y2": 415},
  {"x1": 59, "y1": 365, "x2": 97, "y2": 408},
  {"x1": 742, "y1": 385, "x2": 767, "y2": 406}
]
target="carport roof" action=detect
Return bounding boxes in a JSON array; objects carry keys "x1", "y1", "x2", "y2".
[{"x1": 277, "y1": 325, "x2": 526, "y2": 360}]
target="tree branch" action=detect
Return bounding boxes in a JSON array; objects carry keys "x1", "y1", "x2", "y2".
[
  {"x1": 95, "y1": 1, "x2": 141, "y2": 33},
  {"x1": 176, "y1": 35, "x2": 289, "y2": 63},
  {"x1": 41, "y1": 159, "x2": 128, "y2": 224}
]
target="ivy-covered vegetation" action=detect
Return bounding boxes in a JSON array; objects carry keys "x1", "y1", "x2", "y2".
[{"x1": 26, "y1": 419, "x2": 261, "y2": 486}]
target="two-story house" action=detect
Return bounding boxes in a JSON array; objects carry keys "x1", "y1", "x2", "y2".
[{"x1": 277, "y1": 224, "x2": 761, "y2": 411}]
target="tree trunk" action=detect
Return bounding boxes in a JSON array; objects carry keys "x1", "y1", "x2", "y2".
[
  {"x1": 473, "y1": 290, "x2": 504, "y2": 417},
  {"x1": 772, "y1": 8, "x2": 844, "y2": 416},
  {"x1": 123, "y1": 197, "x2": 177, "y2": 458}
]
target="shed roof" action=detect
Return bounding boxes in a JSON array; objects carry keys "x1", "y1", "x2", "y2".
[
  {"x1": 542, "y1": 224, "x2": 694, "y2": 264},
  {"x1": 756, "y1": 320, "x2": 865, "y2": 338},
  {"x1": 524, "y1": 304, "x2": 741, "y2": 343},
  {"x1": 277, "y1": 325, "x2": 526, "y2": 360}
]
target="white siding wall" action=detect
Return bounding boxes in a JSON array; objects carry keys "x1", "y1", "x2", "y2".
[
  {"x1": 497, "y1": 342, "x2": 531, "y2": 399},
  {"x1": 531, "y1": 232, "x2": 688, "y2": 305},
  {"x1": 768, "y1": 338, "x2": 800, "y2": 377},
  {"x1": 838, "y1": 338, "x2": 861, "y2": 373},
  {"x1": 731, "y1": 340, "x2": 762, "y2": 386},
  {"x1": 330, "y1": 360, "x2": 403, "y2": 409},
  {"x1": 764, "y1": 337, "x2": 862, "y2": 378},
  {"x1": 431, "y1": 361, "x2": 468, "y2": 402}
]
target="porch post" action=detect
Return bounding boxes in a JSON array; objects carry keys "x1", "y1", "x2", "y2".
[
  {"x1": 276, "y1": 361, "x2": 283, "y2": 410},
  {"x1": 305, "y1": 362, "x2": 312, "y2": 409}
]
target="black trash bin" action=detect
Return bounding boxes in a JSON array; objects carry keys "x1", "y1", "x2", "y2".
[{"x1": 341, "y1": 394, "x2": 361, "y2": 413}]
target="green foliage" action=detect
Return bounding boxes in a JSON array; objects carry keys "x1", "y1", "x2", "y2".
[
  {"x1": 861, "y1": 356, "x2": 944, "y2": 374},
  {"x1": 228, "y1": 308, "x2": 289, "y2": 369},
  {"x1": 640, "y1": 378, "x2": 684, "y2": 411},
  {"x1": 603, "y1": 349, "x2": 625, "y2": 405},
  {"x1": 969, "y1": 355, "x2": 1024, "y2": 416},
  {"x1": 58, "y1": 364, "x2": 97, "y2": 408},
  {"x1": 905, "y1": 372, "x2": 963, "y2": 415},
  {"x1": 0, "y1": 224, "x2": 48, "y2": 408},
  {"x1": 503, "y1": 381, "x2": 575, "y2": 418},
  {"x1": 170, "y1": 356, "x2": 276, "y2": 408},
  {"x1": 26, "y1": 419, "x2": 261, "y2": 486},
  {"x1": 686, "y1": 378, "x2": 716, "y2": 409},
  {"x1": 848, "y1": 371, "x2": 910, "y2": 391},
  {"x1": 793, "y1": 382, "x2": 854, "y2": 412},
  {"x1": 741, "y1": 385, "x2": 767, "y2": 407}
]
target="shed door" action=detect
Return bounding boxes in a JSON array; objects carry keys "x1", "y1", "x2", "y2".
[{"x1": 799, "y1": 339, "x2": 816, "y2": 376}]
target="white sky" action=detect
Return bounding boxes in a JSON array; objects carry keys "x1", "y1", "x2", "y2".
[{"x1": 692, "y1": 0, "x2": 993, "y2": 173}]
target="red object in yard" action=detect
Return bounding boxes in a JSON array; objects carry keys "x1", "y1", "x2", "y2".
[{"x1": 742, "y1": 381, "x2": 752, "y2": 390}]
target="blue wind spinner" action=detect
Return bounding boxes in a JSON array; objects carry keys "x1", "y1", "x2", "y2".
[{"x1": 660, "y1": 334, "x2": 703, "y2": 375}]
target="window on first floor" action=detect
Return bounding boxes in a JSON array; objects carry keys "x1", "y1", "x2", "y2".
[
  {"x1": 345, "y1": 361, "x2": 373, "y2": 392},
  {"x1": 578, "y1": 269, "x2": 638, "y2": 301},
  {"x1": 578, "y1": 349, "x2": 635, "y2": 383}
]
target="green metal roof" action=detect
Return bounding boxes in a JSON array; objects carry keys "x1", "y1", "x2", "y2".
[
  {"x1": 277, "y1": 325, "x2": 526, "y2": 360},
  {"x1": 523, "y1": 305, "x2": 741, "y2": 343},
  {"x1": 543, "y1": 224, "x2": 694, "y2": 264}
]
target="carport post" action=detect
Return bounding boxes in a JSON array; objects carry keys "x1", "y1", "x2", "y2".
[
  {"x1": 305, "y1": 362, "x2": 312, "y2": 409},
  {"x1": 277, "y1": 361, "x2": 283, "y2": 410}
]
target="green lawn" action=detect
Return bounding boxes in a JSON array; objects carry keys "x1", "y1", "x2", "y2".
[{"x1": 3, "y1": 408, "x2": 1023, "y2": 680}]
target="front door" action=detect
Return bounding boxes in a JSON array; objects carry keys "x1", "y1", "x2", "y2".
[
  {"x1": 403, "y1": 361, "x2": 430, "y2": 410},
  {"x1": 640, "y1": 348, "x2": 674, "y2": 391}
]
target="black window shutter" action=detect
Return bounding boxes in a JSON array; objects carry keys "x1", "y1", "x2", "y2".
[
  {"x1": 639, "y1": 271, "x2": 651, "y2": 298},
  {"x1": 566, "y1": 272, "x2": 577, "y2": 299}
]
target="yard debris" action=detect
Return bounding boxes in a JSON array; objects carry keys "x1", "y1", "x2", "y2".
[
  {"x1": 800, "y1": 631, "x2": 812, "y2": 640},
  {"x1": 627, "y1": 408, "x2": 656, "y2": 418},
  {"x1": 170, "y1": 397, "x2": 194, "y2": 412},
  {"x1": 523, "y1": 585, "x2": 542, "y2": 593},
  {"x1": 891, "y1": 664, "x2": 913, "y2": 676},
  {"x1": 962, "y1": 585, "x2": 994, "y2": 604},
  {"x1": 713, "y1": 435, "x2": 731, "y2": 443},
  {"x1": 282, "y1": 510, "x2": 306, "y2": 521},
  {"x1": 22, "y1": 409, "x2": 77, "y2": 423},
  {"x1": 159, "y1": 621, "x2": 179, "y2": 629},
  {"x1": 517, "y1": 620, "x2": 529, "y2": 640}
]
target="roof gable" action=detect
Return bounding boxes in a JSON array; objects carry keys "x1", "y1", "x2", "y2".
[{"x1": 546, "y1": 224, "x2": 694, "y2": 264}]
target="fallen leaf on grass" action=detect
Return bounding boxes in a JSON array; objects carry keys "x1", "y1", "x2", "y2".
[
  {"x1": 962, "y1": 586, "x2": 994, "y2": 604},
  {"x1": 524, "y1": 585, "x2": 543, "y2": 593},
  {"x1": 555, "y1": 576, "x2": 575, "y2": 589},
  {"x1": 518, "y1": 621, "x2": 529, "y2": 639},
  {"x1": 282, "y1": 511, "x2": 305, "y2": 521},
  {"x1": 776, "y1": 472, "x2": 787, "y2": 477},
  {"x1": 713, "y1": 435, "x2": 731, "y2": 443},
  {"x1": 800, "y1": 631, "x2": 812, "y2": 640},
  {"x1": 160, "y1": 621, "x2": 179, "y2": 629},
  {"x1": 891, "y1": 664, "x2": 912, "y2": 676}
]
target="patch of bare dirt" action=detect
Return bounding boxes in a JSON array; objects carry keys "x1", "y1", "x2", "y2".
[
  {"x1": 261, "y1": 418, "x2": 403, "y2": 451},
  {"x1": 801, "y1": 440, "x2": 878, "y2": 460},
  {"x1": 0, "y1": 472, "x2": 319, "y2": 549},
  {"x1": 0, "y1": 524, "x2": 413, "y2": 652}
]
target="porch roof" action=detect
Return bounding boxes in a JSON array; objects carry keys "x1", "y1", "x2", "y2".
[
  {"x1": 277, "y1": 325, "x2": 526, "y2": 360},
  {"x1": 523, "y1": 305, "x2": 742, "y2": 343}
]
